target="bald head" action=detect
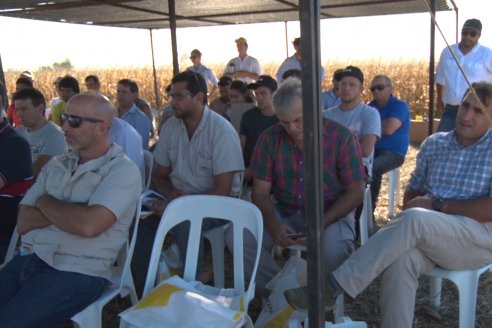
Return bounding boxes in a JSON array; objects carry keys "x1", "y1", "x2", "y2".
[{"x1": 67, "y1": 92, "x2": 115, "y2": 126}]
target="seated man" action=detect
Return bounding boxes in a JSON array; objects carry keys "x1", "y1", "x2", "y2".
[
  {"x1": 14, "y1": 87, "x2": 67, "y2": 178},
  {"x1": 0, "y1": 112, "x2": 32, "y2": 261},
  {"x1": 285, "y1": 82, "x2": 492, "y2": 328},
  {"x1": 230, "y1": 78, "x2": 365, "y2": 292},
  {"x1": 323, "y1": 66, "x2": 381, "y2": 175},
  {"x1": 0, "y1": 92, "x2": 141, "y2": 327},
  {"x1": 322, "y1": 69, "x2": 343, "y2": 110},
  {"x1": 133, "y1": 71, "x2": 244, "y2": 289},
  {"x1": 368, "y1": 75, "x2": 410, "y2": 219}
]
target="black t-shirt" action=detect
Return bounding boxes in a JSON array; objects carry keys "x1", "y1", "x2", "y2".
[{"x1": 239, "y1": 107, "x2": 279, "y2": 167}]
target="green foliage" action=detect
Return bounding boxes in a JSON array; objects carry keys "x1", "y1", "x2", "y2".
[{"x1": 38, "y1": 58, "x2": 73, "y2": 71}]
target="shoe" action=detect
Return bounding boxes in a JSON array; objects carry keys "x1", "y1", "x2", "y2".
[{"x1": 284, "y1": 285, "x2": 337, "y2": 312}]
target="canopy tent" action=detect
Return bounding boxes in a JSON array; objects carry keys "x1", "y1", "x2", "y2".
[
  {"x1": 0, "y1": 1, "x2": 455, "y2": 326},
  {"x1": 0, "y1": 0, "x2": 451, "y2": 29}
]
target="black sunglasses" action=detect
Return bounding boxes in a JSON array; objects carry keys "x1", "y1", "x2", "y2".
[
  {"x1": 370, "y1": 84, "x2": 390, "y2": 92},
  {"x1": 462, "y1": 30, "x2": 478, "y2": 38},
  {"x1": 61, "y1": 112, "x2": 103, "y2": 128}
]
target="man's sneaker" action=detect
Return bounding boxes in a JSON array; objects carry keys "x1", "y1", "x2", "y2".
[{"x1": 284, "y1": 285, "x2": 337, "y2": 312}]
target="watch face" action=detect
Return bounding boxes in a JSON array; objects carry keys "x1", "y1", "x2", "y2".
[{"x1": 432, "y1": 199, "x2": 443, "y2": 212}]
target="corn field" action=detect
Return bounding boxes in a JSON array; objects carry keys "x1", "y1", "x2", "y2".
[{"x1": 4, "y1": 59, "x2": 435, "y2": 119}]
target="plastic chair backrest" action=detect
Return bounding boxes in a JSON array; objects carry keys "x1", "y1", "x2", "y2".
[
  {"x1": 0, "y1": 226, "x2": 19, "y2": 269},
  {"x1": 142, "y1": 195, "x2": 263, "y2": 312},
  {"x1": 143, "y1": 150, "x2": 154, "y2": 190}
]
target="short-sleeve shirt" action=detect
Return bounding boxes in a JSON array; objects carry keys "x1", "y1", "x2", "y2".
[
  {"x1": 187, "y1": 65, "x2": 218, "y2": 87},
  {"x1": 154, "y1": 106, "x2": 244, "y2": 196},
  {"x1": 223, "y1": 55, "x2": 262, "y2": 84},
  {"x1": 109, "y1": 117, "x2": 144, "y2": 174},
  {"x1": 239, "y1": 107, "x2": 278, "y2": 167},
  {"x1": 249, "y1": 120, "x2": 365, "y2": 217},
  {"x1": 369, "y1": 95, "x2": 410, "y2": 157},
  {"x1": 276, "y1": 55, "x2": 326, "y2": 83},
  {"x1": 408, "y1": 129, "x2": 492, "y2": 200},
  {"x1": 322, "y1": 90, "x2": 341, "y2": 110},
  {"x1": 323, "y1": 103, "x2": 381, "y2": 173},
  {"x1": 436, "y1": 43, "x2": 492, "y2": 105},
  {"x1": 20, "y1": 144, "x2": 142, "y2": 279},
  {"x1": 17, "y1": 121, "x2": 67, "y2": 163},
  {"x1": 51, "y1": 101, "x2": 67, "y2": 126},
  {"x1": 120, "y1": 104, "x2": 152, "y2": 149}
]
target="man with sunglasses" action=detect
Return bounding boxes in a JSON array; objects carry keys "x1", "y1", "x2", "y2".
[
  {"x1": 132, "y1": 71, "x2": 244, "y2": 291},
  {"x1": 368, "y1": 75, "x2": 410, "y2": 222},
  {"x1": 436, "y1": 18, "x2": 492, "y2": 132},
  {"x1": 0, "y1": 92, "x2": 142, "y2": 327},
  {"x1": 286, "y1": 81, "x2": 492, "y2": 328}
]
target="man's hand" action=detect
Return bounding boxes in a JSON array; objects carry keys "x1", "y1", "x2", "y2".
[
  {"x1": 267, "y1": 220, "x2": 299, "y2": 248},
  {"x1": 403, "y1": 195, "x2": 433, "y2": 210},
  {"x1": 146, "y1": 198, "x2": 170, "y2": 216}
]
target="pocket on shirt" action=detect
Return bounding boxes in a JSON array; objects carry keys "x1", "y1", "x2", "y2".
[
  {"x1": 71, "y1": 172, "x2": 103, "y2": 203},
  {"x1": 197, "y1": 153, "x2": 213, "y2": 176}
]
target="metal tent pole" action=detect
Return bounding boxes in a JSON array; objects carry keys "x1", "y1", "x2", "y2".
[
  {"x1": 428, "y1": 0, "x2": 436, "y2": 135},
  {"x1": 168, "y1": 0, "x2": 179, "y2": 75},
  {"x1": 299, "y1": 0, "x2": 325, "y2": 327}
]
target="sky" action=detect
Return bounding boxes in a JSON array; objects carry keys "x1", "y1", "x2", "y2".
[{"x1": 0, "y1": 0, "x2": 491, "y2": 70}]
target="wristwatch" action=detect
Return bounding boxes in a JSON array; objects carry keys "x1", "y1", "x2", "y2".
[{"x1": 431, "y1": 198, "x2": 445, "y2": 212}]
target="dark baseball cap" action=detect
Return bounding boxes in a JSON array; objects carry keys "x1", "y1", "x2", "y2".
[
  {"x1": 218, "y1": 76, "x2": 233, "y2": 87},
  {"x1": 338, "y1": 66, "x2": 364, "y2": 84},
  {"x1": 248, "y1": 75, "x2": 278, "y2": 92},
  {"x1": 462, "y1": 19, "x2": 482, "y2": 33}
]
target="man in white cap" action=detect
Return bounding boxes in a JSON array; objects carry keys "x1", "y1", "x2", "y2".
[
  {"x1": 223, "y1": 37, "x2": 261, "y2": 84},
  {"x1": 436, "y1": 18, "x2": 492, "y2": 132}
]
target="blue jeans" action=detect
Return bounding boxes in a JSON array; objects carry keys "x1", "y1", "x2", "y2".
[
  {"x1": 0, "y1": 254, "x2": 108, "y2": 328},
  {"x1": 436, "y1": 105, "x2": 458, "y2": 132},
  {"x1": 370, "y1": 149, "x2": 405, "y2": 219}
]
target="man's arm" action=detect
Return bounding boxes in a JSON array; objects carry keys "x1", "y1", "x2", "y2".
[
  {"x1": 239, "y1": 135, "x2": 246, "y2": 152},
  {"x1": 402, "y1": 186, "x2": 425, "y2": 208},
  {"x1": 17, "y1": 204, "x2": 51, "y2": 235},
  {"x1": 34, "y1": 194, "x2": 116, "y2": 238},
  {"x1": 151, "y1": 162, "x2": 180, "y2": 199},
  {"x1": 323, "y1": 181, "x2": 365, "y2": 227},
  {"x1": 32, "y1": 155, "x2": 53, "y2": 178},
  {"x1": 251, "y1": 178, "x2": 295, "y2": 247},
  {"x1": 436, "y1": 83, "x2": 444, "y2": 112},
  {"x1": 358, "y1": 134, "x2": 377, "y2": 158},
  {"x1": 381, "y1": 118, "x2": 402, "y2": 136}
]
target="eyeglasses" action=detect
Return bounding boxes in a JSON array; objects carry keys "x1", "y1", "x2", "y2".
[
  {"x1": 61, "y1": 112, "x2": 103, "y2": 128},
  {"x1": 370, "y1": 84, "x2": 390, "y2": 92},
  {"x1": 462, "y1": 30, "x2": 478, "y2": 38},
  {"x1": 167, "y1": 91, "x2": 193, "y2": 101}
]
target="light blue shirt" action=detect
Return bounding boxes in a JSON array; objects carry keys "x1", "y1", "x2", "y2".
[
  {"x1": 322, "y1": 89, "x2": 341, "y2": 110},
  {"x1": 109, "y1": 117, "x2": 144, "y2": 174},
  {"x1": 187, "y1": 65, "x2": 218, "y2": 86},
  {"x1": 120, "y1": 104, "x2": 152, "y2": 149},
  {"x1": 276, "y1": 55, "x2": 326, "y2": 82}
]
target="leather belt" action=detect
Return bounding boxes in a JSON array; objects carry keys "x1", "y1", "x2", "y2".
[{"x1": 445, "y1": 104, "x2": 460, "y2": 110}]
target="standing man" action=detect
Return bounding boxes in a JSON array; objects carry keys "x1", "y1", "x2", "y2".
[
  {"x1": 133, "y1": 71, "x2": 244, "y2": 289},
  {"x1": 276, "y1": 37, "x2": 325, "y2": 83},
  {"x1": 436, "y1": 18, "x2": 492, "y2": 132},
  {"x1": 223, "y1": 37, "x2": 261, "y2": 84},
  {"x1": 116, "y1": 79, "x2": 152, "y2": 149},
  {"x1": 368, "y1": 75, "x2": 410, "y2": 219},
  {"x1": 231, "y1": 78, "x2": 365, "y2": 292},
  {"x1": 0, "y1": 93, "x2": 141, "y2": 327},
  {"x1": 187, "y1": 49, "x2": 218, "y2": 98},
  {"x1": 285, "y1": 81, "x2": 492, "y2": 328},
  {"x1": 14, "y1": 88, "x2": 67, "y2": 178},
  {"x1": 323, "y1": 66, "x2": 381, "y2": 174},
  {"x1": 0, "y1": 110, "x2": 32, "y2": 261},
  {"x1": 240, "y1": 75, "x2": 279, "y2": 184}
]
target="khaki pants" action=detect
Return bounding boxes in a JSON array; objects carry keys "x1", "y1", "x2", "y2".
[
  {"x1": 226, "y1": 210, "x2": 356, "y2": 294},
  {"x1": 333, "y1": 208, "x2": 492, "y2": 328}
]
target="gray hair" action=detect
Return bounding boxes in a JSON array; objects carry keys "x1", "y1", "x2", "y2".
[
  {"x1": 273, "y1": 78, "x2": 302, "y2": 116},
  {"x1": 372, "y1": 75, "x2": 392, "y2": 86}
]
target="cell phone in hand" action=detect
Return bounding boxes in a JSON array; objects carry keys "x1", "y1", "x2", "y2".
[{"x1": 287, "y1": 232, "x2": 305, "y2": 240}]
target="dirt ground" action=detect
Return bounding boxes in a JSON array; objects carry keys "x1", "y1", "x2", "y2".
[{"x1": 63, "y1": 144, "x2": 492, "y2": 328}]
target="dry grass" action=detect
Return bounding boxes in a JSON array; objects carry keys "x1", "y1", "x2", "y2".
[{"x1": 5, "y1": 59, "x2": 435, "y2": 119}]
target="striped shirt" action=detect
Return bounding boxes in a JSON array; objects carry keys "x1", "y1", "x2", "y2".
[
  {"x1": 250, "y1": 119, "x2": 365, "y2": 217},
  {"x1": 408, "y1": 129, "x2": 492, "y2": 199}
]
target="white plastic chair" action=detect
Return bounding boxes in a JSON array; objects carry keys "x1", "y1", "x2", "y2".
[
  {"x1": 387, "y1": 167, "x2": 400, "y2": 218},
  {"x1": 203, "y1": 222, "x2": 231, "y2": 288},
  {"x1": 0, "y1": 225, "x2": 20, "y2": 269},
  {"x1": 359, "y1": 184, "x2": 371, "y2": 245},
  {"x1": 142, "y1": 149, "x2": 154, "y2": 190},
  {"x1": 137, "y1": 195, "x2": 263, "y2": 318},
  {"x1": 425, "y1": 262, "x2": 492, "y2": 328},
  {"x1": 71, "y1": 196, "x2": 143, "y2": 328}
]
